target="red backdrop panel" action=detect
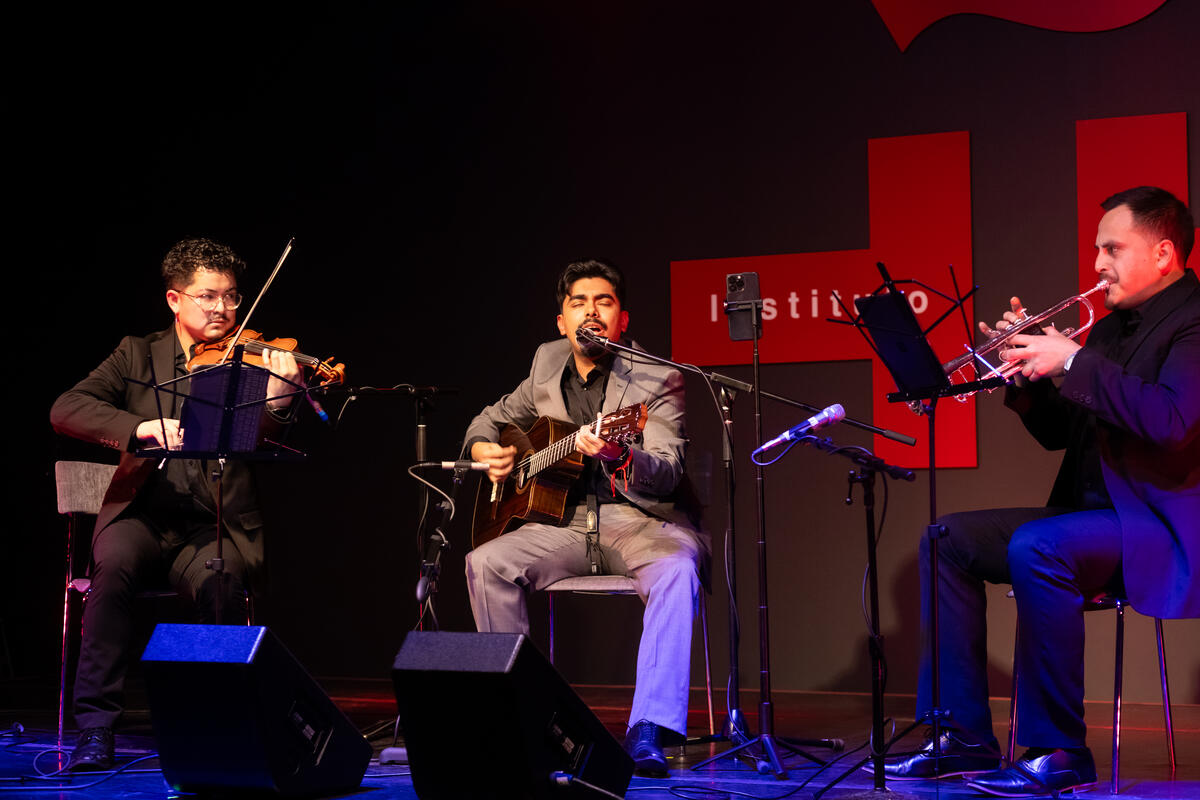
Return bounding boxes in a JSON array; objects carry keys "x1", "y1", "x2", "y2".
[
  {"x1": 1076, "y1": 112, "x2": 1192, "y2": 333},
  {"x1": 671, "y1": 131, "x2": 976, "y2": 468}
]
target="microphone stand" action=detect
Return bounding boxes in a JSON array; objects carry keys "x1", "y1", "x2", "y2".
[
  {"x1": 715, "y1": 382, "x2": 748, "y2": 747},
  {"x1": 753, "y1": 432, "x2": 917, "y2": 800},
  {"x1": 715, "y1": 298, "x2": 797, "y2": 777},
  {"x1": 316, "y1": 384, "x2": 459, "y2": 628},
  {"x1": 322, "y1": 384, "x2": 461, "y2": 763},
  {"x1": 408, "y1": 386, "x2": 452, "y2": 627},
  {"x1": 577, "y1": 330, "x2": 910, "y2": 775},
  {"x1": 413, "y1": 463, "x2": 474, "y2": 613}
]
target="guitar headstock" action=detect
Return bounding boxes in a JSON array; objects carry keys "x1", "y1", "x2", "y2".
[{"x1": 599, "y1": 403, "x2": 648, "y2": 445}]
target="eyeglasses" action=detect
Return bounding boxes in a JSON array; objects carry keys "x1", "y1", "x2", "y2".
[{"x1": 178, "y1": 290, "x2": 243, "y2": 311}]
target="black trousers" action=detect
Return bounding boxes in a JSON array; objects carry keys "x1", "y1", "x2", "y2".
[
  {"x1": 916, "y1": 506, "x2": 1122, "y2": 750},
  {"x1": 73, "y1": 511, "x2": 248, "y2": 730}
]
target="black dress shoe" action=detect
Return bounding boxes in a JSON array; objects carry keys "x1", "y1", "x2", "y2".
[
  {"x1": 69, "y1": 727, "x2": 115, "y2": 771},
  {"x1": 966, "y1": 747, "x2": 1096, "y2": 796},
  {"x1": 868, "y1": 729, "x2": 1001, "y2": 780},
  {"x1": 623, "y1": 719, "x2": 669, "y2": 778}
]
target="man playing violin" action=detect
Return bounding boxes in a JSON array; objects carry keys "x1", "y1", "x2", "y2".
[
  {"x1": 50, "y1": 237, "x2": 302, "y2": 770},
  {"x1": 879, "y1": 186, "x2": 1199, "y2": 796},
  {"x1": 464, "y1": 259, "x2": 707, "y2": 777}
]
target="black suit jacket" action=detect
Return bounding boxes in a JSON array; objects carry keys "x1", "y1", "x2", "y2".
[
  {"x1": 1006, "y1": 270, "x2": 1200, "y2": 618},
  {"x1": 50, "y1": 327, "x2": 268, "y2": 579}
]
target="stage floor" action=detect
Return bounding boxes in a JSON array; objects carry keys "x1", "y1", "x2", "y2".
[{"x1": 1, "y1": 680, "x2": 1195, "y2": 798}]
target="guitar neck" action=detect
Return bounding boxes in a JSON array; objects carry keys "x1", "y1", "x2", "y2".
[
  {"x1": 525, "y1": 430, "x2": 581, "y2": 479},
  {"x1": 513, "y1": 404, "x2": 645, "y2": 483}
]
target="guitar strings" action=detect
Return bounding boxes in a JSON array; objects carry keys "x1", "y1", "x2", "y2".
[
  {"x1": 515, "y1": 408, "x2": 639, "y2": 476},
  {"x1": 519, "y1": 430, "x2": 581, "y2": 476}
]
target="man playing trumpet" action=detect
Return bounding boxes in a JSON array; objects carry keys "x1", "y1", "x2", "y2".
[{"x1": 880, "y1": 186, "x2": 1199, "y2": 796}]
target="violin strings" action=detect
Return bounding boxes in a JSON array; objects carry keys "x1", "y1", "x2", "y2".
[{"x1": 239, "y1": 339, "x2": 320, "y2": 366}]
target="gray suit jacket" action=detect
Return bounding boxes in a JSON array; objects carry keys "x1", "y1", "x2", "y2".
[{"x1": 464, "y1": 338, "x2": 708, "y2": 554}]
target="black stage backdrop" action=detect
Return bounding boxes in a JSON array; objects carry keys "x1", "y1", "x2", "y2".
[{"x1": 12, "y1": 2, "x2": 1200, "y2": 707}]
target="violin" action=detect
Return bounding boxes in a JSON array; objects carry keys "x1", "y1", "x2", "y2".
[
  {"x1": 187, "y1": 238, "x2": 346, "y2": 389},
  {"x1": 188, "y1": 328, "x2": 346, "y2": 386}
]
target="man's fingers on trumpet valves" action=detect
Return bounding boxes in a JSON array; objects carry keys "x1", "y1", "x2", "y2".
[
  {"x1": 978, "y1": 296, "x2": 1028, "y2": 339},
  {"x1": 975, "y1": 296, "x2": 1030, "y2": 364}
]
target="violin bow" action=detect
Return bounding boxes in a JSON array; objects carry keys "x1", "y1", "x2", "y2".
[{"x1": 217, "y1": 236, "x2": 295, "y2": 366}]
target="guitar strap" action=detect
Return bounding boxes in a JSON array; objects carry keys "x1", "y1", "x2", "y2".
[{"x1": 584, "y1": 490, "x2": 605, "y2": 575}]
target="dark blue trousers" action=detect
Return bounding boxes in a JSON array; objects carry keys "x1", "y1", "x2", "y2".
[{"x1": 916, "y1": 507, "x2": 1122, "y2": 750}]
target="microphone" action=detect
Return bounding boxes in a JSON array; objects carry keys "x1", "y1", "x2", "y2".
[
  {"x1": 753, "y1": 404, "x2": 846, "y2": 455},
  {"x1": 574, "y1": 326, "x2": 614, "y2": 358},
  {"x1": 417, "y1": 460, "x2": 490, "y2": 472},
  {"x1": 574, "y1": 326, "x2": 611, "y2": 349}
]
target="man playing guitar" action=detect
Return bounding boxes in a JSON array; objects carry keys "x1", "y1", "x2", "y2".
[{"x1": 464, "y1": 259, "x2": 706, "y2": 777}]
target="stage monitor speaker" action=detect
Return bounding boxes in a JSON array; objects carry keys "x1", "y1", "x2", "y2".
[
  {"x1": 392, "y1": 631, "x2": 633, "y2": 799},
  {"x1": 142, "y1": 623, "x2": 372, "y2": 796}
]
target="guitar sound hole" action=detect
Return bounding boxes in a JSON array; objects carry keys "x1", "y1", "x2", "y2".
[{"x1": 515, "y1": 466, "x2": 528, "y2": 490}]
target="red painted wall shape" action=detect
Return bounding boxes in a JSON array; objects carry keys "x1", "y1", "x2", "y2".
[{"x1": 870, "y1": 0, "x2": 1168, "y2": 52}]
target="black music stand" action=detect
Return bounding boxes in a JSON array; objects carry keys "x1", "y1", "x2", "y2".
[
  {"x1": 131, "y1": 346, "x2": 308, "y2": 623},
  {"x1": 833, "y1": 263, "x2": 1003, "y2": 789}
]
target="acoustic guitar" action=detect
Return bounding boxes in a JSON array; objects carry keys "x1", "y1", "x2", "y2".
[{"x1": 470, "y1": 403, "x2": 647, "y2": 547}]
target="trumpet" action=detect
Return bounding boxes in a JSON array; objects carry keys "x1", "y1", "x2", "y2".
[{"x1": 943, "y1": 279, "x2": 1109, "y2": 400}]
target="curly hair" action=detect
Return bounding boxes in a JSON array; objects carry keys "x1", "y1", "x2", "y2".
[{"x1": 161, "y1": 237, "x2": 246, "y2": 290}]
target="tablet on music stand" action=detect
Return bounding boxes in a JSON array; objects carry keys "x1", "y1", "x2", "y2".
[
  {"x1": 179, "y1": 362, "x2": 270, "y2": 454},
  {"x1": 854, "y1": 291, "x2": 949, "y2": 399}
]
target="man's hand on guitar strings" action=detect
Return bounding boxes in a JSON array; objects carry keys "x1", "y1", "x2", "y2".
[{"x1": 470, "y1": 441, "x2": 517, "y2": 484}]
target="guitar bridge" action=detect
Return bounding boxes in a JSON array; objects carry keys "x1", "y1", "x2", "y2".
[{"x1": 489, "y1": 479, "x2": 507, "y2": 515}]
